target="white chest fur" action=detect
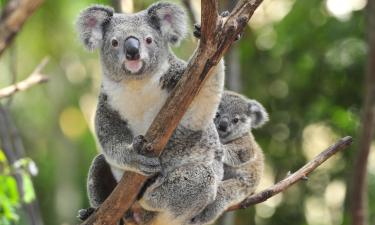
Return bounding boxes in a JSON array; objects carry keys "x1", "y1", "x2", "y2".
[{"x1": 102, "y1": 70, "x2": 169, "y2": 136}]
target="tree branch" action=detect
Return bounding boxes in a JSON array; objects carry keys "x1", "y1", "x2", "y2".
[
  {"x1": 0, "y1": 57, "x2": 49, "y2": 99},
  {"x1": 227, "y1": 136, "x2": 353, "y2": 211},
  {"x1": 181, "y1": 0, "x2": 198, "y2": 25},
  {"x1": 0, "y1": 0, "x2": 44, "y2": 56},
  {"x1": 81, "y1": 1, "x2": 264, "y2": 225}
]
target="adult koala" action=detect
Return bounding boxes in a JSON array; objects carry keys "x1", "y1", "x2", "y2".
[{"x1": 76, "y1": 2, "x2": 225, "y2": 225}]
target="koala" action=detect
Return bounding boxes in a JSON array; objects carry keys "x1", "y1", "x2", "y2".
[
  {"x1": 76, "y1": 2, "x2": 225, "y2": 225},
  {"x1": 191, "y1": 91, "x2": 269, "y2": 225}
]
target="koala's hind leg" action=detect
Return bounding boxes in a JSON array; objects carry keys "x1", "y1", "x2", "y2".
[
  {"x1": 139, "y1": 164, "x2": 217, "y2": 224},
  {"x1": 191, "y1": 179, "x2": 252, "y2": 225},
  {"x1": 78, "y1": 154, "x2": 117, "y2": 221}
]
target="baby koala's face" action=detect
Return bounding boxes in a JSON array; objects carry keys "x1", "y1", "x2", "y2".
[
  {"x1": 214, "y1": 103, "x2": 251, "y2": 143},
  {"x1": 214, "y1": 92, "x2": 269, "y2": 144}
]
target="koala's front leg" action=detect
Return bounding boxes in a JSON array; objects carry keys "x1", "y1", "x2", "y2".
[
  {"x1": 222, "y1": 142, "x2": 252, "y2": 168},
  {"x1": 95, "y1": 94, "x2": 161, "y2": 176},
  {"x1": 78, "y1": 154, "x2": 117, "y2": 221},
  {"x1": 180, "y1": 59, "x2": 225, "y2": 131},
  {"x1": 191, "y1": 179, "x2": 251, "y2": 225}
]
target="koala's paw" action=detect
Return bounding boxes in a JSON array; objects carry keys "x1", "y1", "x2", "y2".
[
  {"x1": 220, "y1": 11, "x2": 230, "y2": 17},
  {"x1": 132, "y1": 135, "x2": 161, "y2": 176},
  {"x1": 193, "y1": 23, "x2": 201, "y2": 39},
  {"x1": 193, "y1": 20, "x2": 241, "y2": 41},
  {"x1": 77, "y1": 207, "x2": 95, "y2": 221},
  {"x1": 221, "y1": 11, "x2": 243, "y2": 41},
  {"x1": 133, "y1": 135, "x2": 153, "y2": 155}
]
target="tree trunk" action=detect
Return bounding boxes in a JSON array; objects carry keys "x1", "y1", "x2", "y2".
[{"x1": 351, "y1": 1, "x2": 375, "y2": 225}]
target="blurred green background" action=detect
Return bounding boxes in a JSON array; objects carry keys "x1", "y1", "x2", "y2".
[{"x1": 0, "y1": 0, "x2": 373, "y2": 224}]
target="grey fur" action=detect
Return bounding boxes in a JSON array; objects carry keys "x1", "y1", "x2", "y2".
[
  {"x1": 191, "y1": 91, "x2": 269, "y2": 225},
  {"x1": 159, "y1": 55, "x2": 186, "y2": 92},
  {"x1": 215, "y1": 91, "x2": 269, "y2": 143},
  {"x1": 76, "y1": 2, "x2": 225, "y2": 225},
  {"x1": 87, "y1": 154, "x2": 117, "y2": 208},
  {"x1": 76, "y1": 2, "x2": 187, "y2": 82},
  {"x1": 95, "y1": 93, "x2": 162, "y2": 176}
]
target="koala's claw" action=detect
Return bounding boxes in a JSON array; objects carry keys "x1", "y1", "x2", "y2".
[
  {"x1": 234, "y1": 32, "x2": 243, "y2": 41},
  {"x1": 131, "y1": 135, "x2": 161, "y2": 176},
  {"x1": 193, "y1": 23, "x2": 201, "y2": 39},
  {"x1": 193, "y1": 21, "x2": 240, "y2": 41},
  {"x1": 190, "y1": 216, "x2": 201, "y2": 225},
  {"x1": 77, "y1": 207, "x2": 95, "y2": 221},
  {"x1": 138, "y1": 160, "x2": 161, "y2": 176},
  {"x1": 133, "y1": 135, "x2": 147, "y2": 151}
]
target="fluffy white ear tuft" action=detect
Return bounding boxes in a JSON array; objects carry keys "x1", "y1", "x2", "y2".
[
  {"x1": 147, "y1": 2, "x2": 187, "y2": 46},
  {"x1": 76, "y1": 5, "x2": 114, "y2": 51},
  {"x1": 248, "y1": 100, "x2": 269, "y2": 129}
]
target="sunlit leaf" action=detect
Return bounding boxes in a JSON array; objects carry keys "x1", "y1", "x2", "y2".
[{"x1": 22, "y1": 173, "x2": 36, "y2": 203}]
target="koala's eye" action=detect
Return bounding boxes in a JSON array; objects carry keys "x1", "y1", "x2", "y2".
[
  {"x1": 233, "y1": 118, "x2": 239, "y2": 124},
  {"x1": 111, "y1": 38, "x2": 119, "y2": 47},
  {"x1": 215, "y1": 112, "x2": 220, "y2": 118},
  {"x1": 146, "y1": 37, "x2": 153, "y2": 44}
]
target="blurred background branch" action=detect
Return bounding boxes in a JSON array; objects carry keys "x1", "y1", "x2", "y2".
[
  {"x1": 182, "y1": 0, "x2": 198, "y2": 25},
  {"x1": 112, "y1": 0, "x2": 134, "y2": 13},
  {"x1": 351, "y1": 1, "x2": 375, "y2": 225},
  {"x1": 0, "y1": 0, "x2": 44, "y2": 56},
  {"x1": 0, "y1": 57, "x2": 49, "y2": 99}
]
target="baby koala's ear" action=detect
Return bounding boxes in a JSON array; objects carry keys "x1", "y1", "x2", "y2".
[
  {"x1": 147, "y1": 2, "x2": 187, "y2": 45},
  {"x1": 76, "y1": 5, "x2": 114, "y2": 51},
  {"x1": 247, "y1": 100, "x2": 269, "y2": 129}
]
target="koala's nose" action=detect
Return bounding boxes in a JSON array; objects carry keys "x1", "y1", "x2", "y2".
[
  {"x1": 124, "y1": 37, "x2": 140, "y2": 60},
  {"x1": 218, "y1": 119, "x2": 229, "y2": 132}
]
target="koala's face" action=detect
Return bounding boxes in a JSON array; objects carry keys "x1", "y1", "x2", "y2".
[
  {"x1": 214, "y1": 92, "x2": 269, "y2": 143},
  {"x1": 100, "y1": 14, "x2": 169, "y2": 80},
  {"x1": 76, "y1": 2, "x2": 187, "y2": 81}
]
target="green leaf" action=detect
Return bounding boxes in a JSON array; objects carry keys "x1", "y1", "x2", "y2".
[
  {"x1": 0, "y1": 150, "x2": 6, "y2": 163},
  {"x1": 0, "y1": 175, "x2": 20, "y2": 223},
  {"x1": 22, "y1": 173, "x2": 36, "y2": 203}
]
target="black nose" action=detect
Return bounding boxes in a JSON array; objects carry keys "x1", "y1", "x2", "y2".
[
  {"x1": 124, "y1": 37, "x2": 140, "y2": 60},
  {"x1": 218, "y1": 120, "x2": 228, "y2": 132}
]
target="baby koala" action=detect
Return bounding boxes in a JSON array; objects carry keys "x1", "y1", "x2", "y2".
[{"x1": 191, "y1": 91, "x2": 269, "y2": 225}]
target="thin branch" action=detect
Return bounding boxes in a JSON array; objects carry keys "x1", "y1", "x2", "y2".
[
  {"x1": 227, "y1": 136, "x2": 353, "y2": 211},
  {"x1": 0, "y1": 0, "x2": 44, "y2": 56},
  {"x1": 81, "y1": 1, "x2": 264, "y2": 225},
  {"x1": 351, "y1": 1, "x2": 375, "y2": 225},
  {"x1": 181, "y1": 0, "x2": 198, "y2": 25},
  {"x1": 0, "y1": 57, "x2": 49, "y2": 99}
]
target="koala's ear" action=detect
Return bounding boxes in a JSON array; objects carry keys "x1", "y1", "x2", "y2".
[
  {"x1": 247, "y1": 100, "x2": 269, "y2": 129},
  {"x1": 147, "y1": 2, "x2": 187, "y2": 45},
  {"x1": 76, "y1": 5, "x2": 114, "y2": 51}
]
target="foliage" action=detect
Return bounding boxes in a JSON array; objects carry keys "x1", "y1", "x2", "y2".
[
  {"x1": 0, "y1": 150, "x2": 20, "y2": 224},
  {"x1": 0, "y1": 150, "x2": 37, "y2": 224}
]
